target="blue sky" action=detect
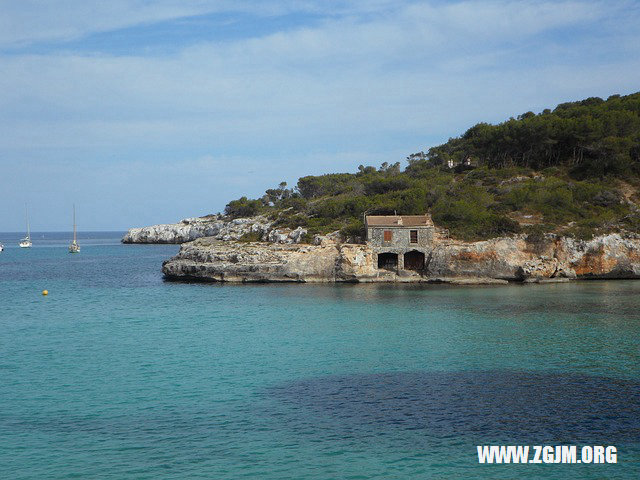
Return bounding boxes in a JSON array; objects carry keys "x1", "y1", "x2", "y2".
[{"x1": 1, "y1": 0, "x2": 639, "y2": 231}]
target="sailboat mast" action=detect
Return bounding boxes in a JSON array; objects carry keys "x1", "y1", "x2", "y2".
[
  {"x1": 73, "y1": 205, "x2": 77, "y2": 242},
  {"x1": 25, "y1": 204, "x2": 30, "y2": 239}
]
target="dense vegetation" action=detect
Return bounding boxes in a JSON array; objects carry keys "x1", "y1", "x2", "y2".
[{"x1": 225, "y1": 92, "x2": 640, "y2": 242}]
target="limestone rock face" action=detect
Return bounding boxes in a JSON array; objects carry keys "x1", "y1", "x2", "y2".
[
  {"x1": 313, "y1": 231, "x2": 343, "y2": 246},
  {"x1": 122, "y1": 216, "x2": 270, "y2": 244},
  {"x1": 122, "y1": 215, "x2": 307, "y2": 245},
  {"x1": 518, "y1": 257, "x2": 562, "y2": 280},
  {"x1": 266, "y1": 226, "x2": 308, "y2": 244},
  {"x1": 427, "y1": 237, "x2": 531, "y2": 280},
  {"x1": 162, "y1": 239, "x2": 339, "y2": 282},
  {"x1": 557, "y1": 234, "x2": 640, "y2": 278},
  {"x1": 161, "y1": 232, "x2": 640, "y2": 283},
  {"x1": 335, "y1": 244, "x2": 379, "y2": 280},
  {"x1": 426, "y1": 233, "x2": 640, "y2": 282}
]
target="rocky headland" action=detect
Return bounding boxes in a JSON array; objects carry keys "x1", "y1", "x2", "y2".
[
  {"x1": 122, "y1": 215, "x2": 307, "y2": 244},
  {"x1": 124, "y1": 92, "x2": 640, "y2": 285},
  {"x1": 157, "y1": 222, "x2": 640, "y2": 284}
]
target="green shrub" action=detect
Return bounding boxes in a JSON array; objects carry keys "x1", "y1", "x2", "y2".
[
  {"x1": 524, "y1": 224, "x2": 548, "y2": 245},
  {"x1": 224, "y1": 197, "x2": 264, "y2": 218},
  {"x1": 340, "y1": 220, "x2": 365, "y2": 240}
]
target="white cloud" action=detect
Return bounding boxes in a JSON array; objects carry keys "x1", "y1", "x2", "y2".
[
  {"x1": 0, "y1": 0, "x2": 407, "y2": 48},
  {"x1": 0, "y1": 0, "x2": 210, "y2": 47},
  {"x1": 1, "y1": 1, "x2": 636, "y2": 145},
  {"x1": 405, "y1": 1, "x2": 605, "y2": 38}
]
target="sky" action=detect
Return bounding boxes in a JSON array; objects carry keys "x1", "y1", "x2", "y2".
[{"x1": 1, "y1": 0, "x2": 639, "y2": 231}]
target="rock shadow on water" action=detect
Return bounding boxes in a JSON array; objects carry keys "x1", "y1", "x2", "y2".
[{"x1": 268, "y1": 370, "x2": 640, "y2": 444}]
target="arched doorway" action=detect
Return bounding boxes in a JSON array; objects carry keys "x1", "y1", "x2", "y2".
[
  {"x1": 404, "y1": 250, "x2": 425, "y2": 271},
  {"x1": 377, "y1": 252, "x2": 398, "y2": 270}
]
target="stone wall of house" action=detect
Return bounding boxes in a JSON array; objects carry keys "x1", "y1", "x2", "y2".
[{"x1": 367, "y1": 226, "x2": 434, "y2": 253}]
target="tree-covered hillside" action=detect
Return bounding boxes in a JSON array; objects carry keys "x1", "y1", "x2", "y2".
[{"x1": 225, "y1": 92, "x2": 640, "y2": 242}]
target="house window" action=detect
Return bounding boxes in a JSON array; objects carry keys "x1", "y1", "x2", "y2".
[
  {"x1": 383, "y1": 230, "x2": 392, "y2": 242},
  {"x1": 410, "y1": 230, "x2": 418, "y2": 243}
]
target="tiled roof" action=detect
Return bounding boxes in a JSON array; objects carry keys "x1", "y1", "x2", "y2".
[{"x1": 365, "y1": 215, "x2": 433, "y2": 227}]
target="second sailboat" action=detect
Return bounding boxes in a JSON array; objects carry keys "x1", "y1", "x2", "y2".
[
  {"x1": 69, "y1": 205, "x2": 80, "y2": 253},
  {"x1": 19, "y1": 205, "x2": 32, "y2": 248}
]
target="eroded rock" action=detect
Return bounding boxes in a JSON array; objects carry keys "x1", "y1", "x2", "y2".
[
  {"x1": 122, "y1": 215, "x2": 308, "y2": 244},
  {"x1": 161, "y1": 232, "x2": 640, "y2": 283}
]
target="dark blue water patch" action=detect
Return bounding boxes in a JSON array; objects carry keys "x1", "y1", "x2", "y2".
[{"x1": 267, "y1": 370, "x2": 640, "y2": 444}]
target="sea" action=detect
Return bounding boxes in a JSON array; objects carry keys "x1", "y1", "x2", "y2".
[{"x1": 0, "y1": 231, "x2": 639, "y2": 479}]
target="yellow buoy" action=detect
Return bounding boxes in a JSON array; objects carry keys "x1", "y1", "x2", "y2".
[{"x1": 42, "y1": 290, "x2": 48, "y2": 296}]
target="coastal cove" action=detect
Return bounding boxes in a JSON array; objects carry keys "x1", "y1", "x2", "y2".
[
  {"x1": 4, "y1": 3, "x2": 640, "y2": 478},
  {"x1": 1, "y1": 232, "x2": 639, "y2": 478}
]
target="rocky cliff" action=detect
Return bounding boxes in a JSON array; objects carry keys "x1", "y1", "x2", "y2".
[
  {"x1": 161, "y1": 232, "x2": 640, "y2": 283},
  {"x1": 122, "y1": 215, "x2": 307, "y2": 244}
]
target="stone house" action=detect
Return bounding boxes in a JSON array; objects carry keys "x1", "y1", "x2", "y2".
[{"x1": 365, "y1": 214, "x2": 435, "y2": 273}]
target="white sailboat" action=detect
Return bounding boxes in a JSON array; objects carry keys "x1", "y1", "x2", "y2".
[
  {"x1": 19, "y1": 205, "x2": 32, "y2": 248},
  {"x1": 0, "y1": 243, "x2": 4, "y2": 252},
  {"x1": 69, "y1": 204, "x2": 80, "y2": 253}
]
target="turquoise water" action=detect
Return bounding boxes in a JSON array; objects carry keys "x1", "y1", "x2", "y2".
[{"x1": 1, "y1": 232, "x2": 639, "y2": 479}]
